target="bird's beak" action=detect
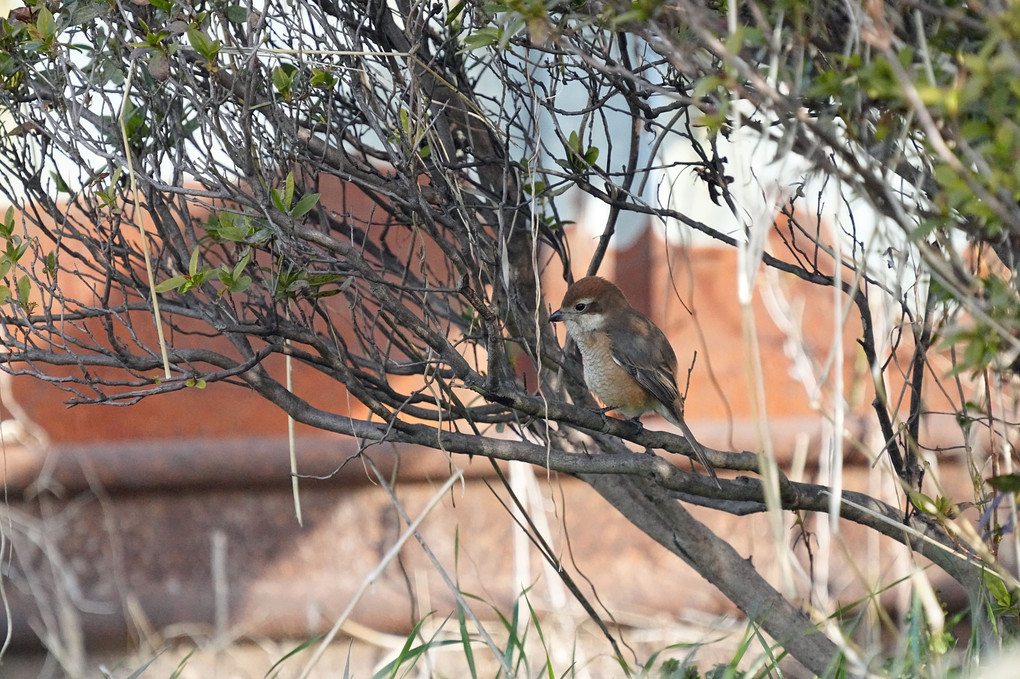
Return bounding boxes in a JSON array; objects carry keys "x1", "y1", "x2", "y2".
[{"x1": 549, "y1": 309, "x2": 563, "y2": 323}]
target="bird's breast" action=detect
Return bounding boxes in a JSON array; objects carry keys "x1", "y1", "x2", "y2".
[{"x1": 572, "y1": 331, "x2": 654, "y2": 417}]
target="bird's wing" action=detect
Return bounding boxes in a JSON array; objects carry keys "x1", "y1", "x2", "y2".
[{"x1": 609, "y1": 313, "x2": 681, "y2": 409}]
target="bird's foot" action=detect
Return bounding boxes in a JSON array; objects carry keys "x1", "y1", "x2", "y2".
[
  {"x1": 626, "y1": 416, "x2": 644, "y2": 432},
  {"x1": 589, "y1": 406, "x2": 612, "y2": 431},
  {"x1": 588, "y1": 409, "x2": 644, "y2": 436}
]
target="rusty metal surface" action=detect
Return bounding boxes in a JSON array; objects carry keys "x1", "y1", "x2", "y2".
[
  {"x1": 4, "y1": 436, "x2": 974, "y2": 658},
  {"x1": 0, "y1": 396, "x2": 977, "y2": 661},
  {"x1": 2, "y1": 435, "x2": 491, "y2": 494},
  {"x1": 3, "y1": 458, "x2": 735, "y2": 653},
  {"x1": 4, "y1": 410, "x2": 973, "y2": 496}
]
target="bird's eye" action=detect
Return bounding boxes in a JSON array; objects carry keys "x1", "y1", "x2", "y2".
[{"x1": 574, "y1": 302, "x2": 587, "y2": 312}]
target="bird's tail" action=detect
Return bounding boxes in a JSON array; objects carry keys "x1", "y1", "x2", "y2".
[{"x1": 666, "y1": 407, "x2": 721, "y2": 489}]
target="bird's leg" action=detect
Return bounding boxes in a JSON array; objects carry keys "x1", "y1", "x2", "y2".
[
  {"x1": 589, "y1": 407, "x2": 645, "y2": 437},
  {"x1": 589, "y1": 405, "x2": 613, "y2": 430}
]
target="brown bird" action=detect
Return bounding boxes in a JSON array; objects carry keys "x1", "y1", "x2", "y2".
[{"x1": 549, "y1": 276, "x2": 720, "y2": 487}]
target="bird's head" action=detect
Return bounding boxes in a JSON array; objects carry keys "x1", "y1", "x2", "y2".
[{"x1": 549, "y1": 276, "x2": 629, "y2": 334}]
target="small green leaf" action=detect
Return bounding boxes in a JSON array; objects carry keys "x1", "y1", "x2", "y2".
[
  {"x1": 230, "y1": 275, "x2": 251, "y2": 293},
  {"x1": 1, "y1": 206, "x2": 14, "y2": 235},
  {"x1": 984, "y1": 569, "x2": 1020, "y2": 617},
  {"x1": 186, "y1": 28, "x2": 209, "y2": 54},
  {"x1": 188, "y1": 246, "x2": 201, "y2": 276},
  {"x1": 305, "y1": 272, "x2": 345, "y2": 287},
  {"x1": 272, "y1": 65, "x2": 293, "y2": 98},
  {"x1": 154, "y1": 275, "x2": 188, "y2": 293},
  {"x1": 988, "y1": 473, "x2": 1020, "y2": 494},
  {"x1": 290, "y1": 192, "x2": 320, "y2": 218},
  {"x1": 232, "y1": 251, "x2": 252, "y2": 279},
  {"x1": 309, "y1": 69, "x2": 337, "y2": 89},
  {"x1": 0, "y1": 285, "x2": 10, "y2": 304},
  {"x1": 284, "y1": 172, "x2": 295, "y2": 210},
  {"x1": 446, "y1": 0, "x2": 466, "y2": 24},
  {"x1": 67, "y1": 0, "x2": 109, "y2": 25},
  {"x1": 50, "y1": 172, "x2": 72, "y2": 194},
  {"x1": 224, "y1": 5, "x2": 248, "y2": 23},
  {"x1": 186, "y1": 27, "x2": 220, "y2": 62},
  {"x1": 4, "y1": 236, "x2": 27, "y2": 264},
  {"x1": 271, "y1": 187, "x2": 286, "y2": 213},
  {"x1": 462, "y1": 26, "x2": 501, "y2": 50},
  {"x1": 35, "y1": 7, "x2": 55, "y2": 40},
  {"x1": 16, "y1": 275, "x2": 31, "y2": 307},
  {"x1": 693, "y1": 74, "x2": 725, "y2": 100},
  {"x1": 907, "y1": 490, "x2": 938, "y2": 514}
]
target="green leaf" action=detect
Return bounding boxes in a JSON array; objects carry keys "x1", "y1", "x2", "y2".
[
  {"x1": 305, "y1": 272, "x2": 345, "y2": 287},
  {"x1": 229, "y1": 275, "x2": 251, "y2": 293},
  {"x1": 284, "y1": 171, "x2": 295, "y2": 210},
  {"x1": 610, "y1": 9, "x2": 648, "y2": 26},
  {"x1": 446, "y1": 0, "x2": 466, "y2": 25},
  {"x1": 309, "y1": 69, "x2": 337, "y2": 89},
  {"x1": 907, "y1": 490, "x2": 938, "y2": 514},
  {"x1": 186, "y1": 28, "x2": 220, "y2": 62},
  {"x1": 16, "y1": 275, "x2": 31, "y2": 307},
  {"x1": 290, "y1": 192, "x2": 320, "y2": 218},
  {"x1": 35, "y1": 7, "x2": 55, "y2": 40},
  {"x1": 271, "y1": 187, "x2": 286, "y2": 213},
  {"x1": 67, "y1": 0, "x2": 109, "y2": 25},
  {"x1": 988, "y1": 473, "x2": 1020, "y2": 494},
  {"x1": 693, "y1": 74, "x2": 725, "y2": 100},
  {"x1": 0, "y1": 206, "x2": 13, "y2": 238},
  {"x1": 188, "y1": 245, "x2": 201, "y2": 276},
  {"x1": 154, "y1": 275, "x2": 188, "y2": 293},
  {"x1": 399, "y1": 107, "x2": 410, "y2": 136},
  {"x1": 985, "y1": 571, "x2": 1012, "y2": 605},
  {"x1": 232, "y1": 251, "x2": 252, "y2": 279},
  {"x1": 180, "y1": 266, "x2": 214, "y2": 292},
  {"x1": 3, "y1": 236, "x2": 26, "y2": 264},
  {"x1": 50, "y1": 171, "x2": 72, "y2": 194},
  {"x1": 224, "y1": 5, "x2": 248, "y2": 23},
  {"x1": 272, "y1": 65, "x2": 293, "y2": 98},
  {"x1": 264, "y1": 636, "x2": 323, "y2": 679},
  {"x1": 462, "y1": 26, "x2": 501, "y2": 50},
  {"x1": 0, "y1": 285, "x2": 10, "y2": 304}
]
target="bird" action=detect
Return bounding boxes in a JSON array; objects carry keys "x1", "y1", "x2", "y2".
[{"x1": 549, "y1": 276, "x2": 720, "y2": 487}]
